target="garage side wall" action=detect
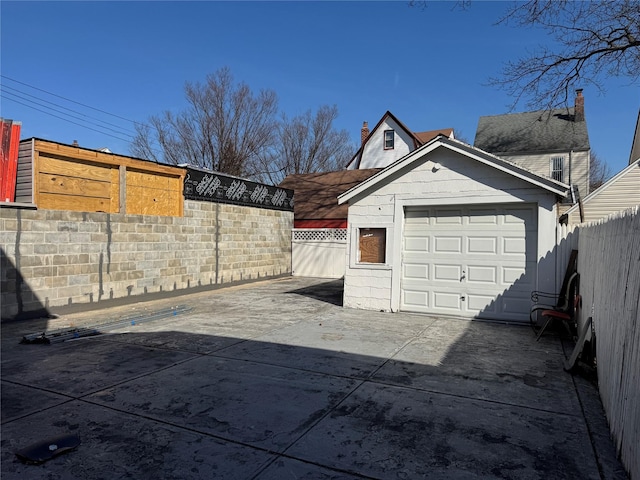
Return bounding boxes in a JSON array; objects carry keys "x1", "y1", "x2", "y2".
[
  {"x1": 343, "y1": 149, "x2": 558, "y2": 316},
  {"x1": 0, "y1": 200, "x2": 292, "y2": 320}
]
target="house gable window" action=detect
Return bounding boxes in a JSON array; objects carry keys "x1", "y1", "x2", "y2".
[
  {"x1": 358, "y1": 228, "x2": 386, "y2": 263},
  {"x1": 384, "y1": 130, "x2": 394, "y2": 150},
  {"x1": 550, "y1": 156, "x2": 564, "y2": 182}
]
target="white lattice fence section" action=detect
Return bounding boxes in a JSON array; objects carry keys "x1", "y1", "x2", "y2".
[
  {"x1": 577, "y1": 206, "x2": 639, "y2": 480},
  {"x1": 292, "y1": 229, "x2": 347, "y2": 278},
  {"x1": 293, "y1": 229, "x2": 348, "y2": 242}
]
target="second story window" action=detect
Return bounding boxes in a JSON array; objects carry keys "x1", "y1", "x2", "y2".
[
  {"x1": 550, "y1": 156, "x2": 564, "y2": 182},
  {"x1": 384, "y1": 130, "x2": 394, "y2": 150}
]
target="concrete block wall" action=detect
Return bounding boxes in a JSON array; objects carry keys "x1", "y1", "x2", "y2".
[{"x1": 0, "y1": 200, "x2": 292, "y2": 320}]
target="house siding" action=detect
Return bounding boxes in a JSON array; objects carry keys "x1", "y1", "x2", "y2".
[
  {"x1": 343, "y1": 148, "x2": 559, "y2": 314},
  {"x1": 502, "y1": 150, "x2": 590, "y2": 197},
  {"x1": 353, "y1": 118, "x2": 414, "y2": 170},
  {"x1": 568, "y1": 161, "x2": 640, "y2": 224},
  {"x1": 15, "y1": 141, "x2": 33, "y2": 204}
]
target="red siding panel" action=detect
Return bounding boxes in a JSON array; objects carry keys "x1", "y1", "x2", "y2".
[{"x1": 295, "y1": 219, "x2": 347, "y2": 229}]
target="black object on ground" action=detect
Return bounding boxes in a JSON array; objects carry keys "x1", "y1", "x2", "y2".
[
  {"x1": 20, "y1": 305, "x2": 192, "y2": 344},
  {"x1": 15, "y1": 434, "x2": 81, "y2": 465}
]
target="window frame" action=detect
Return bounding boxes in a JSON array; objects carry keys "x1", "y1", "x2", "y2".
[
  {"x1": 383, "y1": 130, "x2": 395, "y2": 150},
  {"x1": 349, "y1": 224, "x2": 393, "y2": 270},
  {"x1": 550, "y1": 155, "x2": 565, "y2": 182},
  {"x1": 358, "y1": 227, "x2": 387, "y2": 264}
]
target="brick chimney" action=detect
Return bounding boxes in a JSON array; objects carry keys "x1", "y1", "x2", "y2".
[
  {"x1": 361, "y1": 121, "x2": 369, "y2": 144},
  {"x1": 574, "y1": 89, "x2": 584, "y2": 122}
]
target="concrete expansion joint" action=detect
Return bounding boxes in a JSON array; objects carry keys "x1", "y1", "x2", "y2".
[{"x1": 0, "y1": 278, "x2": 623, "y2": 479}]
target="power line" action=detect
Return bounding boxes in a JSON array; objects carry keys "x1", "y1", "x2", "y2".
[
  {"x1": 1, "y1": 74, "x2": 143, "y2": 127},
  {"x1": 1, "y1": 87, "x2": 136, "y2": 139},
  {"x1": 1, "y1": 95, "x2": 135, "y2": 144},
  {"x1": 1, "y1": 84, "x2": 137, "y2": 138},
  {"x1": 0, "y1": 75, "x2": 167, "y2": 158}
]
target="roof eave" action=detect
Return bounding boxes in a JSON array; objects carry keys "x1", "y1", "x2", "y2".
[
  {"x1": 338, "y1": 137, "x2": 569, "y2": 204},
  {"x1": 489, "y1": 146, "x2": 590, "y2": 156},
  {"x1": 565, "y1": 158, "x2": 640, "y2": 214},
  {"x1": 443, "y1": 140, "x2": 570, "y2": 196},
  {"x1": 345, "y1": 111, "x2": 421, "y2": 169}
]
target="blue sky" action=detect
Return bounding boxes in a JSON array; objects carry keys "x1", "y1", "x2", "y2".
[{"x1": 1, "y1": 1, "x2": 638, "y2": 176}]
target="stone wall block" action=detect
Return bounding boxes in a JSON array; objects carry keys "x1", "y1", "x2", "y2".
[{"x1": 1, "y1": 201, "x2": 292, "y2": 320}]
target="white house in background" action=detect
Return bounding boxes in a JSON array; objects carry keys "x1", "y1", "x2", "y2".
[
  {"x1": 563, "y1": 110, "x2": 640, "y2": 224},
  {"x1": 281, "y1": 111, "x2": 454, "y2": 279},
  {"x1": 474, "y1": 90, "x2": 590, "y2": 202},
  {"x1": 346, "y1": 110, "x2": 454, "y2": 170},
  {"x1": 338, "y1": 136, "x2": 569, "y2": 322}
]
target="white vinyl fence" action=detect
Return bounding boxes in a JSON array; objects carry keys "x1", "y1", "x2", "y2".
[
  {"x1": 572, "y1": 206, "x2": 639, "y2": 479},
  {"x1": 291, "y1": 229, "x2": 347, "y2": 278},
  {"x1": 556, "y1": 222, "x2": 579, "y2": 286}
]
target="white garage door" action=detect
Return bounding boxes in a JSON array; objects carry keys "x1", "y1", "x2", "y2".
[{"x1": 401, "y1": 204, "x2": 537, "y2": 322}]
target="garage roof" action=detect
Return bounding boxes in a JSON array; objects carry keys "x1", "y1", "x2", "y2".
[{"x1": 338, "y1": 136, "x2": 569, "y2": 205}]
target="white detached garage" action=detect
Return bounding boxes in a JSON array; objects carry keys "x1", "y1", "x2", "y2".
[{"x1": 338, "y1": 136, "x2": 569, "y2": 323}]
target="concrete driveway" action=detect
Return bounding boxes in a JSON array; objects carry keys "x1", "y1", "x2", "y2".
[{"x1": 1, "y1": 277, "x2": 627, "y2": 479}]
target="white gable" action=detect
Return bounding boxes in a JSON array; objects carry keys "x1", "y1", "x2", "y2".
[
  {"x1": 340, "y1": 137, "x2": 568, "y2": 205},
  {"x1": 357, "y1": 117, "x2": 414, "y2": 169},
  {"x1": 340, "y1": 137, "x2": 568, "y2": 319},
  {"x1": 346, "y1": 114, "x2": 419, "y2": 170},
  {"x1": 565, "y1": 159, "x2": 640, "y2": 224}
]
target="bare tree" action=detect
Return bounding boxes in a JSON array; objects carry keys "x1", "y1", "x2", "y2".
[
  {"x1": 130, "y1": 67, "x2": 278, "y2": 177},
  {"x1": 490, "y1": 0, "x2": 640, "y2": 110},
  {"x1": 256, "y1": 105, "x2": 356, "y2": 185},
  {"x1": 410, "y1": 1, "x2": 639, "y2": 110},
  {"x1": 589, "y1": 151, "x2": 612, "y2": 192}
]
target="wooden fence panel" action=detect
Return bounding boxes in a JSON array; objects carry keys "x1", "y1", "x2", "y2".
[
  {"x1": 126, "y1": 169, "x2": 182, "y2": 216},
  {"x1": 17, "y1": 139, "x2": 184, "y2": 216},
  {"x1": 577, "y1": 206, "x2": 639, "y2": 480},
  {"x1": 37, "y1": 154, "x2": 118, "y2": 213}
]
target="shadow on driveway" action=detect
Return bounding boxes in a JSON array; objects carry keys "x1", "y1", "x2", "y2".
[
  {"x1": 0, "y1": 277, "x2": 627, "y2": 480},
  {"x1": 286, "y1": 278, "x2": 345, "y2": 306}
]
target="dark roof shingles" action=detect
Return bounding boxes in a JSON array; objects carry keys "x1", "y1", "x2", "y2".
[
  {"x1": 474, "y1": 108, "x2": 590, "y2": 154},
  {"x1": 279, "y1": 169, "x2": 381, "y2": 220}
]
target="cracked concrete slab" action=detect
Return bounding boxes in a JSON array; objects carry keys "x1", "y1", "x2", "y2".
[
  {"x1": 373, "y1": 321, "x2": 580, "y2": 414},
  {"x1": 287, "y1": 382, "x2": 600, "y2": 480},
  {"x1": 1, "y1": 340, "x2": 197, "y2": 397},
  {"x1": 0, "y1": 382, "x2": 69, "y2": 424},
  {"x1": 1, "y1": 400, "x2": 275, "y2": 480},
  {"x1": 87, "y1": 354, "x2": 359, "y2": 453},
  {"x1": 0, "y1": 277, "x2": 627, "y2": 480}
]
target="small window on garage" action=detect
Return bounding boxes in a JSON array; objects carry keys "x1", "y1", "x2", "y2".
[
  {"x1": 359, "y1": 228, "x2": 386, "y2": 263},
  {"x1": 384, "y1": 130, "x2": 394, "y2": 150}
]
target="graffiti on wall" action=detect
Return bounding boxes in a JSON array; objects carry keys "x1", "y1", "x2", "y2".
[{"x1": 183, "y1": 167, "x2": 294, "y2": 211}]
